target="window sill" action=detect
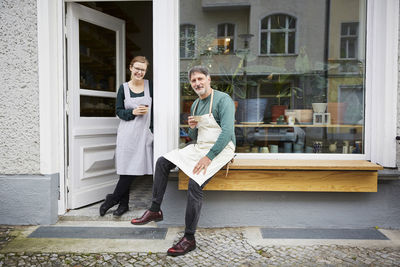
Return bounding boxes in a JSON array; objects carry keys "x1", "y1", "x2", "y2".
[
  {"x1": 258, "y1": 54, "x2": 298, "y2": 57},
  {"x1": 179, "y1": 159, "x2": 381, "y2": 192}
]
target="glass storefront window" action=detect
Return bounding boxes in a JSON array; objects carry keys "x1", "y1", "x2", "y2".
[{"x1": 179, "y1": 0, "x2": 366, "y2": 154}]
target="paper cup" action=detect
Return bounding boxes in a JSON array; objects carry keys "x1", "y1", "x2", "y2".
[{"x1": 192, "y1": 116, "x2": 202, "y2": 122}]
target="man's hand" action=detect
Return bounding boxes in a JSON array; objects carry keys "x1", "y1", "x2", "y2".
[
  {"x1": 188, "y1": 116, "x2": 198, "y2": 129},
  {"x1": 193, "y1": 156, "x2": 211, "y2": 175}
]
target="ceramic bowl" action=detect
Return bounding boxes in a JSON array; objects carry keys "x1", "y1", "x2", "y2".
[{"x1": 312, "y1": 103, "x2": 328, "y2": 113}]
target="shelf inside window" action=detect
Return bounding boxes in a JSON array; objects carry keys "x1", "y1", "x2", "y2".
[{"x1": 180, "y1": 124, "x2": 363, "y2": 128}]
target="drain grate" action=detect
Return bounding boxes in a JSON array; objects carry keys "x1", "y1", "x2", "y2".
[
  {"x1": 29, "y1": 226, "x2": 167, "y2": 239},
  {"x1": 260, "y1": 228, "x2": 389, "y2": 240}
]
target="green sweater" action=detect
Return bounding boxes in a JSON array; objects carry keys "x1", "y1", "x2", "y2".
[
  {"x1": 188, "y1": 90, "x2": 236, "y2": 160},
  {"x1": 116, "y1": 81, "x2": 153, "y2": 132}
]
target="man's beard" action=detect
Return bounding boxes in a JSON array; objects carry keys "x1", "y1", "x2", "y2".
[{"x1": 194, "y1": 86, "x2": 206, "y2": 96}]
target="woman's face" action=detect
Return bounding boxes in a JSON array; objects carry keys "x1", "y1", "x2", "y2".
[{"x1": 130, "y1": 62, "x2": 147, "y2": 81}]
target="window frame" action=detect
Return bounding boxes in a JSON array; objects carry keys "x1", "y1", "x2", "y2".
[
  {"x1": 340, "y1": 22, "x2": 359, "y2": 60},
  {"x1": 36, "y1": 1, "x2": 400, "y2": 214},
  {"x1": 180, "y1": 23, "x2": 196, "y2": 59},
  {"x1": 216, "y1": 22, "x2": 236, "y2": 55},
  {"x1": 259, "y1": 13, "x2": 297, "y2": 56}
]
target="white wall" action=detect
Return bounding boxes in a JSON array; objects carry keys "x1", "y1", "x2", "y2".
[
  {"x1": 0, "y1": 0, "x2": 40, "y2": 174},
  {"x1": 397, "y1": 0, "x2": 400, "y2": 169}
]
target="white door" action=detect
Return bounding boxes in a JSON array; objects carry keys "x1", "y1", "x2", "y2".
[{"x1": 66, "y1": 3, "x2": 125, "y2": 209}]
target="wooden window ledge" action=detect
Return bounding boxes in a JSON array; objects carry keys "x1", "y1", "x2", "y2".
[{"x1": 179, "y1": 160, "x2": 383, "y2": 192}]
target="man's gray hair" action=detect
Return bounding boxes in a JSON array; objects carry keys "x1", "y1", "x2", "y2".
[{"x1": 188, "y1": 65, "x2": 209, "y2": 80}]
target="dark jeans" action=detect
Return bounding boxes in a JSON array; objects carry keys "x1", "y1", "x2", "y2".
[
  {"x1": 111, "y1": 175, "x2": 136, "y2": 207},
  {"x1": 152, "y1": 156, "x2": 210, "y2": 235}
]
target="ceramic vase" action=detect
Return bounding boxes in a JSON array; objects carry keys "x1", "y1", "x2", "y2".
[
  {"x1": 327, "y1": 102, "x2": 348, "y2": 124},
  {"x1": 329, "y1": 142, "x2": 337, "y2": 153},
  {"x1": 313, "y1": 141, "x2": 323, "y2": 153},
  {"x1": 271, "y1": 105, "x2": 287, "y2": 122},
  {"x1": 312, "y1": 103, "x2": 328, "y2": 113}
]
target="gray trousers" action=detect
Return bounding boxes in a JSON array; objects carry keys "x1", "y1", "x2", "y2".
[{"x1": 152, "y1": 156, "x2": 210, "y2": 235}]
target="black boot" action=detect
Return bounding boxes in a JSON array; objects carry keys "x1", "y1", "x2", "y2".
[
  {"x1": 113, "y1": 187, "x2": 129, "y2": 216},
  {"x1": 99, "y1": 194, "x2": 118, "y2": 216},
  {"x1": 113, "y1": 204, "x2": 129, "y2": 216}
]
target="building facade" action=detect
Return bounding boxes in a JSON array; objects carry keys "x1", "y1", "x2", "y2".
[{"x1": 0, "y1": 0, "x2": 400, "y2": 227}]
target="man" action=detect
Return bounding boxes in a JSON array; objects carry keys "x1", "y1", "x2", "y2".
[{"x1": 131, "y1": 66, "x2": 236, "y2": 256}]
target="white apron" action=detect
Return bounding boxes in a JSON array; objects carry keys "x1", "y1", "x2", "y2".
[
  {"x1": 116, "y1": 80, "x2": 153, "y2": 175},
  {"x1": 164, "y1": 90, "x2": 235, "y2": 186}
]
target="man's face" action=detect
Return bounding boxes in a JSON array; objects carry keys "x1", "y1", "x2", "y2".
[{"x1": 190, "y1": 72, "x2": 211, "y2": 97}]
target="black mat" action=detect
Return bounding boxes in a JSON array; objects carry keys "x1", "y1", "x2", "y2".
[
  {"x1": 28, "y1": 226, "x2": 167, "y2": 239},
  {"x1": 260, "y1": 228, "x2": 389, "y2": 240}
]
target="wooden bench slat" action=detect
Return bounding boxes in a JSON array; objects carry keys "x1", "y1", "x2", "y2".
[
  {"x1": 178, "y1": 160, "x2": 381, "y2": 192},
  {"x1": 225, "y1": 159, "x2": 383, "y2": 171},
  {"x1": 179, "y1": 170, "x2": 378, "y2": 192}
]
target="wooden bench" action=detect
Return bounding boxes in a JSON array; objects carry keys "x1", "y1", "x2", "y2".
[{"x1": 178, "y1": 159, "x2": 383, "y2": 192}]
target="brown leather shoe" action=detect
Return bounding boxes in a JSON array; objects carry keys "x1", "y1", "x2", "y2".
[
  {"x1": 131, "y1": 210, "x2": 163, "y2": 225},
  {"x1": 167, "y1": 236, "x2": 196, "y2": 256}
]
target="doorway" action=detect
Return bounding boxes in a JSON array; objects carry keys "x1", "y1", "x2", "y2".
[{"x1": 65, "y1": 1, "x2": 153, "y2": 209}]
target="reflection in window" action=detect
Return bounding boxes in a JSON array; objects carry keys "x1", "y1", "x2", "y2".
[
  {"x1": 79, "y1": 20, "x2": 116, "y2": 92},
  {"x1": 260, "y1": 14, "x2": 296, "y2": 55},
  {"x1": 180, "y1": 24, "x2": 196, "y2": 58},
  {"x1": 217, "y1": 23, "x2": 235, "y2": 54},
  {"x1": 179, "y1": 0, "x2": 366, "y2": 154},
  {"x1": 340, "y1": 22, "x2": 358, "y2": 59}
]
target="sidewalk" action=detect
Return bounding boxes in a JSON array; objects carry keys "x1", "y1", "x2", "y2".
[
  {"x1": 1, "y1": 223, "x2": 400, "y2": 266},
  {"x1": 1, "y1": 176, "x2": 400, "y2": 266}
]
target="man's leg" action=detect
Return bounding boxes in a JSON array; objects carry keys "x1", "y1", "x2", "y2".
[
  {"x1": 167, "y1": 178, "x2": 211, "y2": 256},
  {"x1": 184, "y1": 178, "x2": 210, "y2": 238},
  {"x1": 150, "y1": 156, "x2": 176, "y2": 211},
  {"x1": 131, "y1": 156, "x2": 175, "y2": 224}
]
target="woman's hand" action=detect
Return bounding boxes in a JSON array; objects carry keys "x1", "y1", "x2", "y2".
[{"x1": 132, "y1": 106, "x2": 148, "y2": 116}]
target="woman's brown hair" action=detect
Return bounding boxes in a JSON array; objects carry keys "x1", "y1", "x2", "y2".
[{"x1": 130, "y1": 56, "x2": 149, "y2": 67}]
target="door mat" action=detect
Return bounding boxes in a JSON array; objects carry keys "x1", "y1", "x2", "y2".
[
  {"x1": 28, "y1": 226, "x2": 167, "y2": 240},
  {"x1": 260, "y1": 228, "x2": 389, "y2": 240}
]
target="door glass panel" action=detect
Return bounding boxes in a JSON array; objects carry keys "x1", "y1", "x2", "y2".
[
  {"x1": 80, "y1": 96, "x2": 116, "y2": 117},
  {"x1": 79, "y1": 20, "x2": 116, "y2": 92},
  {"x1": 179, "y1": 0, "x2": 367, "y2": 154}
]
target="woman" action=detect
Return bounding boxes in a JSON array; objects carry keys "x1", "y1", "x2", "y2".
[{"x1": 100, "y1": 56, "x2": 153, "y2": 216}]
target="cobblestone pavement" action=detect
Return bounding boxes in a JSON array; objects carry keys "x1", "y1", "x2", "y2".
[
  {"x1": 61, "y1": 175, "x2": 154, "y2": 221},
  {"x1": 0, "y1": 226, "x2": 14, "y2": 251},
  {"x1": 1, "y1": 227, "x2": 400, "y2": 266},
  {"x1": 127, "y1": 175, "x2": 153, "y2": 210}
]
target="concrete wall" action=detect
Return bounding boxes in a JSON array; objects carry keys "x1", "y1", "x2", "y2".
[
  {"x1": 0, "y1": 0, "x2": 40, "y2": 174},
  {"x1": 0, "y1": 174, "x2": 59, "y2": 225},
  {"x1": 160, "y1": 179, "x2": 400, "y2": 229},
  {"x1": 0, "y1": 1, "x2": 59, "y2": 226},
  {"x1": 397, "y1": 0, "x2": 400, "y2": 169}
]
